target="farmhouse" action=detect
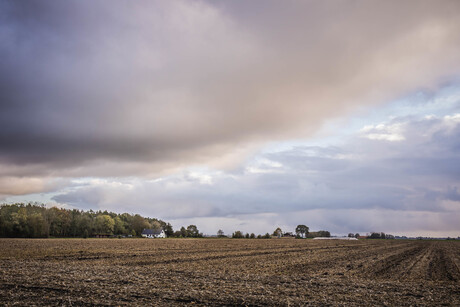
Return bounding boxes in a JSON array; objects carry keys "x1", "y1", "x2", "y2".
[{"x1": 141, "y1": 229, "x2": 166, "y2": 238}]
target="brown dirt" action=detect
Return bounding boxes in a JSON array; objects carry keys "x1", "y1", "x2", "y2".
[{"x1": 0, "y1": 238, "x2": 459, "y2": 306}]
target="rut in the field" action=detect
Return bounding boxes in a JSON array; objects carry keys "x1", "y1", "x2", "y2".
[
  {"x1": 360, "y1": 241, "x2": 460, "y2": 281},
  {"x1": 1, "y1": 239, "x2": 460, "y2": 306}
]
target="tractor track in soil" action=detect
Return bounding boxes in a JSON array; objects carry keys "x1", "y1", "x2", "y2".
[{"x1": 0, "y1": 238, "x2": 459, "y2": 306}]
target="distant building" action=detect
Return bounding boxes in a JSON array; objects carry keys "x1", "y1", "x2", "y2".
[
  {"x1": 313, "y1": 237, "x2": 358, "y2": 240},
  {"x1": 141, "y1": 229, "x2": 166, "y2": 238}
]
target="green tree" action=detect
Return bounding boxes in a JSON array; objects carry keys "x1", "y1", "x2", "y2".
[
  {"x1": 180, "y1": 227, "x2": 187, "y2": 237},
  {"x1": 217, "y1": 229, "x2": 225, "y2": 237},
  {"x1": 273, "y1": 227, "x2": 282, "y2": 238},
  {"x1": 28, "y1": 213, "x2": 47, "y2": 238},
  {"x1": 0, "y1": 203, "x2": 170, "y2": 238},
  {"x1": 76, "y1": 214, "x2": 93, "y2": 237},
  {"x1": 58, "y1": 209, "x2": 72, "y2": 237},
  {"x1": 69, "y1": 210, "x2": 81, "y2": 237},
  {"x1": 295, "y1": 225, "x2": 309, "y2": 238},
  {"x1": 47, "y1": 207, "x2": 61, "y2": 237},
  {"x1": 113, "y1": 216, "x2": 126, "y2": 235},
  {"x1": 163, "y1": 223, "x2": 174, "y2": 237},
  {"x1": 95, "y1": 215, "x2": 115, "y2": 235},
  {"x1": 131, "y1": 214, "x2": 150, "y2": 236},
  {"x1": 316, "y1": 230, "x2": 330, "y2": 237},
  {"x1": 151, "y1": 220, "x2": 162, "y2": 230},
  {"x1": 11, "y1": 207, "x2": 28, "y2": 237},
  {"x1": 232, "y1": 231, "x2": 244, "y2": 238},
  {"x1": 0, "y1": 205, "x2": 15, "y2": 237},
  {"x1": 186, "y1": 225, "x2": 199, "y2": 237}
]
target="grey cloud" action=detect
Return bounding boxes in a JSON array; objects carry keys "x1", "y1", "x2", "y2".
[
  {"x1": 2, "y1": 0, "x2": 460, "y2": 180},
  {"x1": 445, "y1": 187, "x2": 460, "y2": 201},
  {"x1": 45, "y1": 112, "x2": 460, "y2": 236},
  {"x1": 53, "y1": 114, "x2": 460, "y2": 224}
]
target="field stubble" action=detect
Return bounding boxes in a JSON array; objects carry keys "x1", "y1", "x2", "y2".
[{"x1": 0, "y1": 238, "x2": 459, "y2": 306}]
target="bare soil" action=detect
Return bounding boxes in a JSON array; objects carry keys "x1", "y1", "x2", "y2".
[{"x1": 0, "y1": 238, "x2": 459, "y2": 306}]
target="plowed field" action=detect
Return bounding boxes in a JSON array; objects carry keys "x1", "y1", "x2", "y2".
[{"x1": 0, "y1": 238, "x2": 459, "y2": 306}]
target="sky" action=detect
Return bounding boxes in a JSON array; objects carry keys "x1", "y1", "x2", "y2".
[{"x1": 1, "y1": 0, "x2": 460, "y2": 237}]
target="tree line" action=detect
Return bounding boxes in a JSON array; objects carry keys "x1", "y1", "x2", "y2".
[
  {"x1": 230, "y1": 231, "x2": 271, "y2": 239},
  {"x1": 348, "y1": 232, "x2": 394, "y2": 239},
  {"x1": 0, "y1": 203, "x2": 204, "y2": 238},
  {"x1": 224, "y1": 225, "x2": 331, "y2": 239},
  {"x1": 1, "y1": 203, "x2": 337, "y2": 240},
  {"x1": 0, "y1": 203, "x2": 173, "y2": 238}
]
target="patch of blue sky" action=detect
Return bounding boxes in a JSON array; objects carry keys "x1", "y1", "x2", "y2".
[
  {"x1": 262, "y1": 82, "x2": 460, "y2": 155},
  {"x1": 5, "y1": 192, "x2": 61, "y2": 206},
  {"x1": 367, "y1": 84, "x2": 460, "y2": 120}
]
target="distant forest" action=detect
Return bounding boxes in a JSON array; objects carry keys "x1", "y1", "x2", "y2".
[{"x1": 0, "y1": 203, "x2": 175, "y2": 238}]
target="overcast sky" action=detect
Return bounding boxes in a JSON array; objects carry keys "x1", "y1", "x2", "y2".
[{"x1": 1, "y1": 0, "x2": 460, "y2": 236}]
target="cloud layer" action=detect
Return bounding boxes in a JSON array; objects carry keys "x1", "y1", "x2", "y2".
[
  {"x1": 51, "y1": 112, "x2": 460, "y2": 235},
  {"x1": 2, "y1": 1, "x2": 460, "y2": 236},
  {"x1": 2, "y1": 0, "x2": 460, "y2": 180}
]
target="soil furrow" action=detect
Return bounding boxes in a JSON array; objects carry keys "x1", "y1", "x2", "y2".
[{"x1": 1, "y1": 238, "x2": 459, "y2": 306}]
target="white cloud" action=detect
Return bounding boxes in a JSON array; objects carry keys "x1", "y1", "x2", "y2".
[
  {"x1": 443, "y1": 113, "x2": 460, "y2": 130},
  {"x1": 361, "y1": 122, "x2": 406, "y2": 141},
  {"x1": 187, "y1": 172, "x2": 214, "y2": 185}
]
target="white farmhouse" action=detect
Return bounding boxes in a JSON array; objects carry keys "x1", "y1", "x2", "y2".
[{"x1": 141, "y1": 229, "x2": 166, "y2": 238}]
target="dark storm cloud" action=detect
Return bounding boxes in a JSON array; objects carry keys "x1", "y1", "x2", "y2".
[{"x1": 2, "y1": 0, "x2": 460, "y2": 183}]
